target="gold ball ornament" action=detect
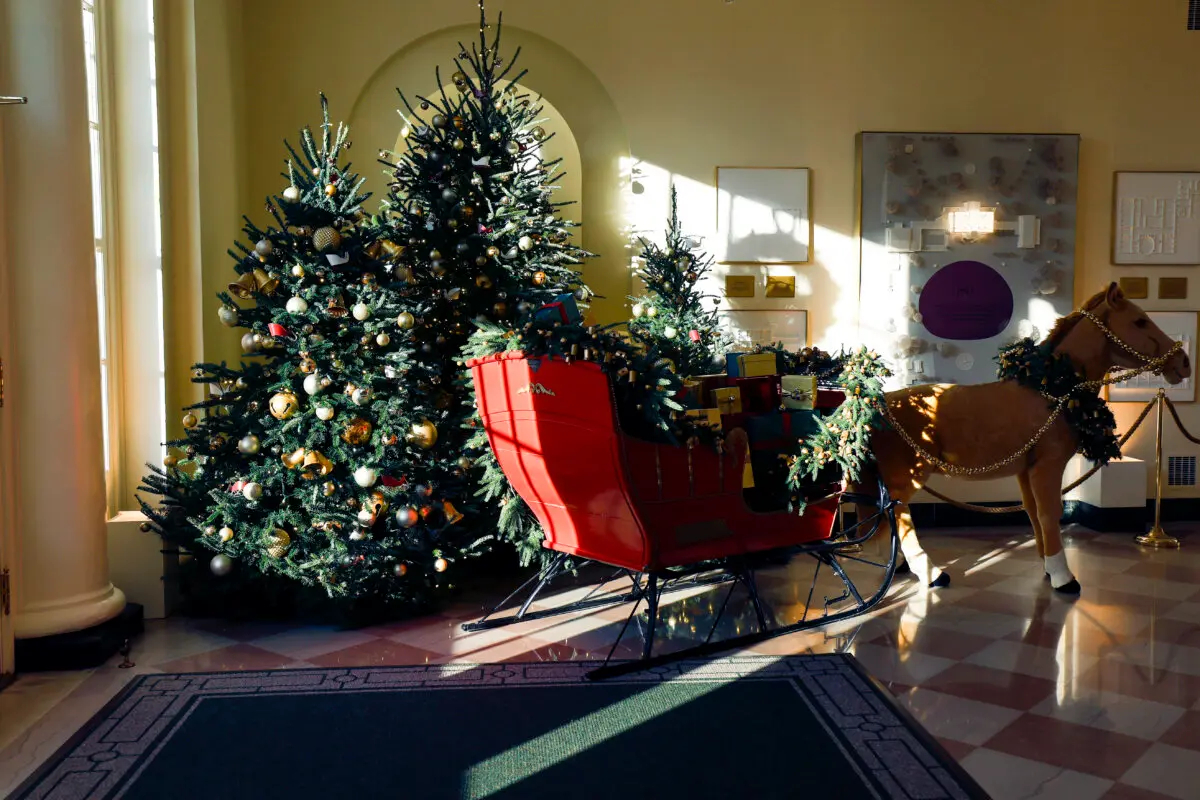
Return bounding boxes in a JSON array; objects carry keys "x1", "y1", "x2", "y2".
[
  {"x1": 396, "y1": 311, "x2": 416, "y2": 329},
  {"x1": 407, "y1": 419, "x2": 438, "y2": 449},
  {"x1": 396, "y1": 507, "x2": 418, "y2": 527},
  {"x1": 434, "y1": 557, "x2": 449, "y2": 573},
  {"x1": 218, "y1": 526, "x2": 235, "y2": 542},
  {"x1": 532, "y1": 271, "x2": 548, "y2": 286},
  {"x1": 265, "y1": 528, "x2": 291, "y2": 558},
  {"x1": 324, "y1": 183, "x2": 337, "y2": 197},
  {"x1": 182, "y1": 412, "x2": 199, "y2": 429},
  {"x1": 393, "y1": 563, "x2": 409, "y2": 577},
  {"x1": 322, "y1": 481, "x2": 337, "y2": 497},
  {"x1": 341, "y1": 417, "x2": 373, "y2": 446},
  {"x1": 140, "y1": 521, "x2": 153, "y2": 532},
  {"x1": 312, "y1": 227, "x2": 342, "y2": 253},
  {"x1": 299, "y1": 357, "x2": 317, "y2": 374},
  {"x1": 269, "y1": 391, "x2": 300, "y2": 419}
]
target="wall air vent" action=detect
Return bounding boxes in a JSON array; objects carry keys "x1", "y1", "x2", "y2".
[
  {"x1": 1190, "y1": 0, "x2": 1200, "y2": 30},
  {"x1": 1168, "y1": 455, "x2": 1196, "y2": 487}
]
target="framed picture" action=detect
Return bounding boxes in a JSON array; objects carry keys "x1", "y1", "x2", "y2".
[
  {"x1": 1112, "y1": 171, "x2": 1200, "y2": 265},
  {"x1": 717, "y1": 309, "x2": 809, "y2": 352},
  {"x1": 1106, "y1": 310, "x2": 1196, "y2": 402},
  {"x1": 716, "y1": 167, "x2": 812, "y2": 265}
]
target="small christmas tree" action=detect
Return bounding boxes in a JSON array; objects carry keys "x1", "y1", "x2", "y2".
[
  {"x1": 628, "y1": 186, "x2": 725, "y2": 376},
  {"x1": 140, "y1": 96, "x2": 477, "y2": 608}
]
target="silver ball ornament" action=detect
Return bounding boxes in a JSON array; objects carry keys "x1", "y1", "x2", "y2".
[
  {"x1": 238, "y1": 435, "x2": 260, "y2": 454},
  {"x1": 209, "y1": 554, "x2": 233, "y2": 576},
  {"x1": 218, "y1": 306, "x2": 239, "y2": 327}
]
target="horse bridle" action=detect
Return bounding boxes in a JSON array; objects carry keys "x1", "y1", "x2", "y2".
[{"x1": 1076, "y1": 306, "x2": 1184, "y2": 374}]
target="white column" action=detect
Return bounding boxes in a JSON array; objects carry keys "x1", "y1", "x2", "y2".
[{"x1": 0, "y1": 0, "x2": 125, "y2": 639}]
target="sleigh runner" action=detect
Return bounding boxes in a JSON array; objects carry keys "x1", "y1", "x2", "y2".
[{"x1": 463, "y1": 351, "x2": 899, "y2": 679}]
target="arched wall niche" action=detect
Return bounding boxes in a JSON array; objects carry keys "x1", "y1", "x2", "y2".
[{"x1": 349, "y1": 23, "x2": 631, "y2": 323}]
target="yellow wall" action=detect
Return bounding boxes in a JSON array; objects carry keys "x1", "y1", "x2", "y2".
[{"x1": 189, "y1": 0, "x2": 1200, "y2": 501}]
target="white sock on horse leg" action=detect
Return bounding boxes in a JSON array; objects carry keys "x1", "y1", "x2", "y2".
[
  {"x1": 1044, "y1": 550, "x2": 1075, "y2": 589},
  {"x1": 899, "y1": 538, "x2": 944, "y2": 586}
]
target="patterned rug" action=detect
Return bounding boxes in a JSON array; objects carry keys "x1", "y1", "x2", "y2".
[{"x1": 13, "y1": 654, "x2": 986, "y2": 800}]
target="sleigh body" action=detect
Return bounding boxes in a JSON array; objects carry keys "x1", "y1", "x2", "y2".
[{"x1": 465, "y1": 351, "x2": 899, "y2": 678}]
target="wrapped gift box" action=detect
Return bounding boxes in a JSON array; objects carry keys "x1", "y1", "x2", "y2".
[
  {"x1": 712, "y1": 387, "x2": 742, "y2": 415},
  {"x1": 781, "y1": 375, "x2": 817, "y2": 410},
  {"x1": 534, "y1": 293, "x2": 581, "y2": 325},
  {"x1": 745, "y1": 409, "x2": 822, "y2": 452},
  {"x1": 682, "y1": 373, "x2": 727, "y2": 408},
  {"x1": 726, "y1": 351, "x2": 782, "y2": 378},
  {"x1": 732, "y1": 376, "x2": 781, "y2": 413}
]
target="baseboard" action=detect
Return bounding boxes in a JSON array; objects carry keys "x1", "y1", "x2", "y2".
[
  {"x1": 844, "y1": 498, "x2": 1194, "y2": 534},
  {"x1": 15, "y1": 602, "x2": 144, "y2": 672}
]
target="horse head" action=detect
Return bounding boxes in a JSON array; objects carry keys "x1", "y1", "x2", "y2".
[
  {"x1": 1057, "y1": 283, "x2": 1192, "y2": 384},
  {"x1": 1088, "y1": 282, "x2": 1191, "y2": 383}
]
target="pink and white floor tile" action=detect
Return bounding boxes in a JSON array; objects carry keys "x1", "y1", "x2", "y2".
[{"x1": 2, "y1": 524, "x2": 1200, "y2": 799}]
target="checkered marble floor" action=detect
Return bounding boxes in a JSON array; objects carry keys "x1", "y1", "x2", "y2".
[{"x1": 3, "y1": 524, "x2": 1200, "y2": 799}]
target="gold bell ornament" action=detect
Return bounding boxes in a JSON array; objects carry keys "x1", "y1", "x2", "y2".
[
  {"x1": 269, "y1": 391, "x2": 300, "y2": 420},
  {"x1": 326, "y1": 294, "x2": 349, "y2": 318},
  {"x1": 281, "y1": 447, "x2": 307, "y2": 469},
  {"x1": 300, "y1": 450, "x2": 333, "y2": 479}
]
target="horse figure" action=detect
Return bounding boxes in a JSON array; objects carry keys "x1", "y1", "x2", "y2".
[{"x1": 862, "y1": 283, "x2": 1191, "y2": 594}]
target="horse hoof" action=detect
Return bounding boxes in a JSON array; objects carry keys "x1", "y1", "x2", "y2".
[
  {"x1": 1053, "y1": 579, "x2": 1081, "y2": 595},
  {"x1": 929, "y1": 572, "x2": 951, "y2": 589}
]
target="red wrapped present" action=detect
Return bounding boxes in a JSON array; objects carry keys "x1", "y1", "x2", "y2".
[{"x1": 732, "y1": 375, "x2": 781, "y2": 413}]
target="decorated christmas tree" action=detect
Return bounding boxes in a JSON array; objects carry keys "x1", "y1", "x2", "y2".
[
  {"x1": 139, "y1": 96, "x2": 489, "y2": 608},
  {"x1": 628, "y1": 186, "x2": 725, "y2": 376}
]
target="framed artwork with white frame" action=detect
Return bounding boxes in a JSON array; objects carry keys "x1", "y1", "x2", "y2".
[
  {"x1": 717, "y1": 309, "x2": 809, "y2": 353},
  {"x1": 716, "y1": 167, "x2": 812, "y2": 265},
  {"x1": 1112, "y1": 171, "x2": 1200, "y2": 265},
  {"x1": 1106, "y1": 310, "x2": 1196, "y2": 402}
]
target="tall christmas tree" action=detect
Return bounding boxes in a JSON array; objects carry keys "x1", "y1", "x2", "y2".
[
  {"x1": 374, "y1": 5, "x2": 599, "y2": 568},
  {"x1": 628, "y1": 186, "x2": 725, "y2": 376}
]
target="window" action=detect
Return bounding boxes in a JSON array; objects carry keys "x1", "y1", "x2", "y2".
[{"x1": 81, "y1": 0, "x2": 112, "y2": 478}]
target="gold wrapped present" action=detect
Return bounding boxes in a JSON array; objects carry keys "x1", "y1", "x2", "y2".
[
  {"x1": 684, "y1": 408, "x2": 722, "y2": 432},
  {"x1": 737, "y1": 352, "x2": 779, "y2": 378},
  {"x1": 781, "y1": 375, "x2": 817, "y2": 410},
  {"x1": 713, "y1": 387, "x2": 742, "y2": 415}
]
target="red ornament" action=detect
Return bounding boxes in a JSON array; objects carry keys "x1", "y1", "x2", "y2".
[
  {"x1": 230, "y1": 480, "x2": 246, "y2": 494},
  {"x1": 689, "y1": 329, "x2": 701, "y2": 342},
  {"x1": 268, "y1": 322, "x2": 289, "y2": 338},
  {"x1": 381, "y1": 476, "x2": 405, "y2": 488}
]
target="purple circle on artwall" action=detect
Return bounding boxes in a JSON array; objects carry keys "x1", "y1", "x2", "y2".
[{"x1": 918, "y1": 260, "x2": 1013, "y2": 341}]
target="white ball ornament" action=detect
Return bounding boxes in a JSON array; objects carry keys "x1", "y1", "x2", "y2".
[
  {"x1": 351, "y1": 303, "x2": 371, "y2": 321},
  {"x1": 352, "y1": 387, "x2": 372, "y2": 406},
  {"x1": 518, "y1": 235, "x2": 534, "y2": 251},
  {"x1": 353, "y1": 466, "x2": 377, "y2": 488},
  {"x1": 663, "y1": 326, "x2": 678, "y2": 339},
  {"x1": 286, "y1": 296, "x2": 309, "y2": 315},
  {"x1": 631, "y1": 303, "x2": 644, "y2": 318},
  {"x1": 291, "y1": 264, "x2": 305, "y2": 278},
  {"x1": 218, "y1": 526, "x2": 235, "y2": 542},
  {"x1": 315, "y1": 405, "x2": 335, "y2": 421},
  {"x1": 356, "y1": 509, "x2": 374, "y2": 526},
  {"x1": 242, "y1": 481, "x2": 263, "y2": 501},
  {"x1": 210, "y1": 554, "x2": 233, "y2": 576},
  {"x1": 282, "y1": 185, "x2": 301, "y2": 203},
  {"x1": 646, "y1": 306, "x2": 659, "y2": 318},
  {"x1": 218, "y1": 306, "x2": 238, "y2": 327},
  {"x1": 302, "y1": 373, "x2": 326, "y2": 396},
  {"x1": 349, "y1": 527, "x2": 367, "y2": 541}
]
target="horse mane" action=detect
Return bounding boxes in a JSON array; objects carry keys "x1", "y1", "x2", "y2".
[{"x1": 1040, "y1": 288, "x2": 1107, "y2": 349}]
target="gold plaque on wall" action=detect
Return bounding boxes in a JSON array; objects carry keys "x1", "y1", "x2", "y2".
[
  {"x1": 725, "y1": 275, "x2": 755, "y2": 298},
  {"x1": 1159, "y1": 277, "x2": 1188, "y2": 299},
  {"x1": 1118, "y1": 276, "x2": 1149, "y2": 299},
  {"x1": 765, "y1": 275, "x2": 796, "y2": 298}
]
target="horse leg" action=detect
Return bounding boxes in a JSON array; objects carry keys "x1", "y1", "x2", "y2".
[
  {"x1": 896, "y1": 504, "x2": 949, "y2": 588},
  {"x1": 1016, "y1": 469, "x2": 1045, "y2": 558},
  {"x1": 1029, "y1": 460, "x2": 1080, "y2": 594}
]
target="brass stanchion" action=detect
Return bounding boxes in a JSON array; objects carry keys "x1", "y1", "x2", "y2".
[{"x1": 1137, "y1": 390, "x2": 1180, "y2": 548}]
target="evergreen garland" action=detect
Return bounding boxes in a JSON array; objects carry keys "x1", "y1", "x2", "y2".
[{"x1": 996, "y1": 338, "x2": 1121, "y2": 464}]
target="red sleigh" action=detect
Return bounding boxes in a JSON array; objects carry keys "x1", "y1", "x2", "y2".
[{"x1": 463, "y1": 352, "x2": 899, "y2": 678}]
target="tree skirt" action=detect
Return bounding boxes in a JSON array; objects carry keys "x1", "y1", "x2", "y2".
[{"x1": 13, "y1": 655, "x2": 985, "y2": 800}]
